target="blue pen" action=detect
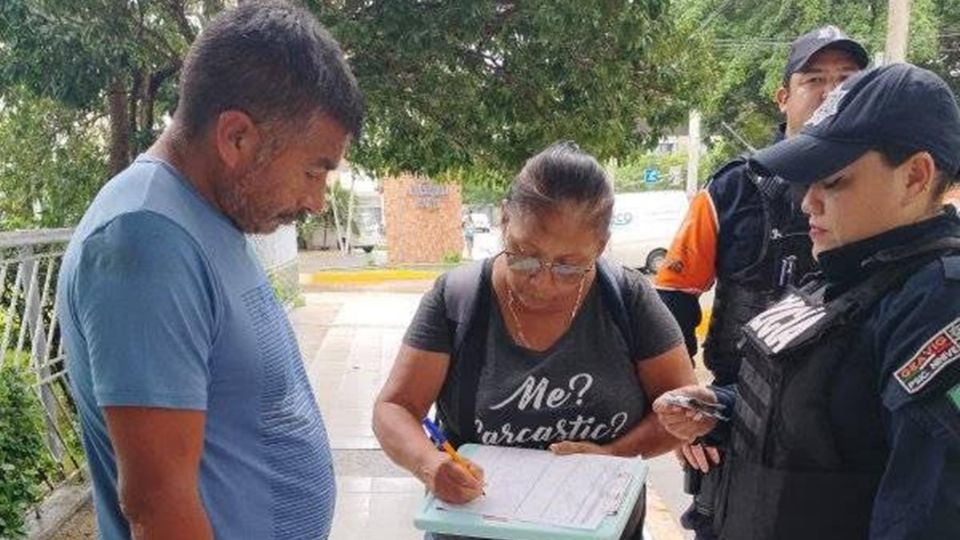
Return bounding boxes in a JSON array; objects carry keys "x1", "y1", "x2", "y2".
[{"x1": 421, "y1": 417, "x2": 485, "y2": 495}]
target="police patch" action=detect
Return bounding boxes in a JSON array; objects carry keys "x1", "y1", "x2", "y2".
[
  {"x1": 895, "y1": 318, "x2": 960, "y2": 394},
  {"x1": 746, "y1": 293, "x2": 827, "y2": 354}
]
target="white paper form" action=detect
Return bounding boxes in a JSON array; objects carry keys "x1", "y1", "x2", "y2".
[{"x1": 436, "y1": 446, "x2": 637, "y2": 530}]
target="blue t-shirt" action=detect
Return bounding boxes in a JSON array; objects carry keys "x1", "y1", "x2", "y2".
[{"x1": 57, "y1": 156, "x2": 335, "y2": 539}]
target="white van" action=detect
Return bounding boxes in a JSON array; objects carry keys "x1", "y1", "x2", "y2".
[{"x1": 605, "y1": 191, "x2": 689, "y2": 272}]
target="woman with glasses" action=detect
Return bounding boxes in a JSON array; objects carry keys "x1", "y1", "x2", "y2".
[{"x1": 374, "y1": 142, "x2": 697, "y2": 539}]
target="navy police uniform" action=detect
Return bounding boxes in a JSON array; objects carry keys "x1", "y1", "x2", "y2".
[
  {"x1": 708, "y1": 64, "x2": 960, "y2": 539},
  {"x1": 656, "y1": 150, "x2": 813, "y2": 385},
  {"x1": 714, "y1": 210, "x2": 960, "y2": 539},
  {"x1": 654, "y1": 153, "x2": 814, "y2": 538}
]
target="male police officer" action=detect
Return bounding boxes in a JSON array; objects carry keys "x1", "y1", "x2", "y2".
[{"x1": 654, "y1": 26, "x2": 868, "y2": 539}]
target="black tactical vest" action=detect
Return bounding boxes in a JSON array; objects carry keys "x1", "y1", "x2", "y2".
[
  {"x1": 715, "y1": 238, "x2": 960, "y2": 540},
  {"x1": 704, "y1": 170, "x2": 816, "y2": 385}
]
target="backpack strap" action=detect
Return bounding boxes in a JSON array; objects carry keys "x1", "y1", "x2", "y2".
[
  {"x1": 439, "y1": 258, "x2": 493, "y2": 446},
  {"x1": 596, "y1": 257, "x2": 640, "y2": 361},
  {"x1": 443, "y1": 259, "x2": 489, "y2": 353}
]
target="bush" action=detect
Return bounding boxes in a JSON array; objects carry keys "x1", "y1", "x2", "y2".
[
  {"x1": 609, "y1": 150, "x2": 688, "y2": 193},
  {"x1": 0, "y1": 364, "x2": 55, "y2": 537},
  {"x1": 442, "y1": 252, "x2": 462, "y2": 265},
  {"x1": 268, "y1": 265, "x2": 302, "y2": 308}
]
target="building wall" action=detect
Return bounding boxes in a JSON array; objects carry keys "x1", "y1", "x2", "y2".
[{"x1": 382, "y1": 175, "x2": 463, "y2": 264}]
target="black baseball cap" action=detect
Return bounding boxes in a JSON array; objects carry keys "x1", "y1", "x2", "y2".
[
  {"x1": 783, "y1": 25, "x2": 869, "y2": 84},
  {"x1": 752, "y1": 63, "x2": 960, "y2": 185}
]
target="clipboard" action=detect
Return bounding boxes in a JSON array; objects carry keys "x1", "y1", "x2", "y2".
[{"x1": 414, "y1": 444, "x2": 648, "y2": 540}]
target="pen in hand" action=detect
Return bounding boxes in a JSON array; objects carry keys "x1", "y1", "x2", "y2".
[{"x1": 421, "y1": 417, "x2": 486, "y2": 496}]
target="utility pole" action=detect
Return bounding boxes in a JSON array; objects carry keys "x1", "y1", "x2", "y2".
[
  {"x1": 884, "y1": 0, "x2": 911, "y2": 63},
  {"x1": 344, "y1": 169, "x2": 357, "y2": 254},
  {"x1": 686, "y1": 110, "x2": 701, "y2": 199}
]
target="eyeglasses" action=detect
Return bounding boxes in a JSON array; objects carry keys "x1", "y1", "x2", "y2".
[{"x1": 500, "y1": 250, "x2": 594, "y2": 282}]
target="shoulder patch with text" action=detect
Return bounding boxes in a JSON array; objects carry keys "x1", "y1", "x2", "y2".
[{"x1": 895, "y1": 318, "x2": 960, "y2": 394}]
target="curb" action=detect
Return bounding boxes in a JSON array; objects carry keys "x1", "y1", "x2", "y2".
[
  {"x1": 25, "y1": 481, "x2": 92, "y2": 540},
  {"x1": 300, "y1": 269, "x2": 442, "y2": 286}
]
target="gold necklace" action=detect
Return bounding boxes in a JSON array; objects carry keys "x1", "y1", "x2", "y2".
[{"x1": 506, "y1": 275, "x2": 588, "y2": 349}]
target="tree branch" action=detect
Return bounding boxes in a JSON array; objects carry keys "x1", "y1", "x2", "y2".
[{"x1": 160, "y1": 0, "x2": 196, "y2": 42}]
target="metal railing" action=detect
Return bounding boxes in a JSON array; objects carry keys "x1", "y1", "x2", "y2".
[{"x1": 0, "y1": 228, "x2": 86, "y2": 501}]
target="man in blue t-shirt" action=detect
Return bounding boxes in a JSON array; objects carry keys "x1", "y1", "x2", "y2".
[{"x1": 57, "y1": 3, "x2": 363, "y2": 539}]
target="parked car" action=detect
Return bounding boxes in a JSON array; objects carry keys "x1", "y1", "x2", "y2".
[
  {"x1": 351, "y1": 205, "x2": 383, "y2": 253},
  {"x1": 471, "y1": 228, "x2": 502, "y2": 260},
  {"x1": 303, "y1": 200, "x2": 383, "y2": 253},
  {"x1": 605, "y1": 191, "x2": 689, "y2": 273}
]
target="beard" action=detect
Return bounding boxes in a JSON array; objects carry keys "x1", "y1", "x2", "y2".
[
  {"x1": 216, "y1": 141, "x2": 300, "y2": 234},
  {"x1": 218, "y1": 164, "x2": 271, "y2": 233}
]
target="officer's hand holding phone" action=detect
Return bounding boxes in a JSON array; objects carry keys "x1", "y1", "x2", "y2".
[{"x1": 653, "y1": 385, "x2": 723, "y2": 442}]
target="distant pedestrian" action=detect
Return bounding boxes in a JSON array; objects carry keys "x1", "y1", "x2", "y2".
[{"x1": 463, "y1": 214, "x2": 476, "y2": 255}]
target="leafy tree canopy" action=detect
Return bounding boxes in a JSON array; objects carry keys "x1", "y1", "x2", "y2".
[
  {"x1": 309, "y1": 0, "x2": 708, "y2": 186},
  {"x1": 675, "y1": 0, "x2": 954, "y2": 152},
  {"x1": 2, "y1": 0, "x2": 959, "y2": 228}
]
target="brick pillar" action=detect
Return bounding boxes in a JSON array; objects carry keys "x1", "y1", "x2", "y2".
[{"x1": 382, "y1": 175, "x2": 464, "y2": 264}]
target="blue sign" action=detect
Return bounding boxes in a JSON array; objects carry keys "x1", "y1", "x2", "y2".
[{"x1": 643, "y1": 168, "x2": 661, "y2": 184}]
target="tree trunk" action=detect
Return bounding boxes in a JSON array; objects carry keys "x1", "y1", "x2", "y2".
[
  {"x1": 140, "y1": 68, "x2": 168, "y2": 148},
  {"x1": 108, "y1": 77, "x2": 131, "y2": 177},
  {"x1": 128, "y1": 70, "x2": 142, "y2": 161},
  {"x1": 138, "y1": 64, "x2": 180, "y2": 153}
]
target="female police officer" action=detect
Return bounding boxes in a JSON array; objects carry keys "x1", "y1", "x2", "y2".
[{"x1": 654, "y1": 63, "x2": 960, "y2": 540}]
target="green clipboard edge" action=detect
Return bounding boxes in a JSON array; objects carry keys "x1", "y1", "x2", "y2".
[{"x1": 413, "y1": 444, "x2": 649, "y2": 540}]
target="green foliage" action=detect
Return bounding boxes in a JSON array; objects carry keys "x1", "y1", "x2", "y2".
[
  {"x1": 310, "y1": 0, "x2": 702, "y2": 187},
  {"x1": 914, "y1": 0, "x2": 960, "y2": 93},
  {"x1": 700, "y1": 137, "x2": 746, "y2": 186},
  {"x1": 3, "y1": 0, "x2": 959, "y2": 226},
  {"x1": 675, "y1": 0, "x2": 956, "y2": 154},
  {"x1": 609, "y1": 151, "x2": 688, "y2": 192},
  {"x1": 0, "y1": 88, "x2": 108, "y2": 230},
  {"x1": 442, "y1": 251, "x2": 463, "y2": 265},
  {"x1": 0, "y1": 0, "x2": 205, "y2": 114},
  {"x1": 461, "y1": 179, "x2": 508, "y2": 206},
  {"x1": 0, "y1": 0, "x2": 214, "y2": 217},
  {"x1": 0, "y1": 361, "x2": 55, "y2": 538},
  {"x1": 296, "y1": 182, "x2": 358, "y2": 248},
  {"x1": 268, "y1": 266, "x2": 301, "y2": 308}
]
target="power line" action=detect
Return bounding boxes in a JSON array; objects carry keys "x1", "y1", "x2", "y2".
[{"x1": 696, "y1": 0, "x2": 735, "y2": 34}]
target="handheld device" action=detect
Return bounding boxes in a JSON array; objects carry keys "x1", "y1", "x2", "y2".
[{"x1": 664, "y1": 395, "x2": 729, "y2": 422}]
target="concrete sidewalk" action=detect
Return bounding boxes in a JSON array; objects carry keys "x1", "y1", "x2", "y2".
[{"x1": 290, "y1": 290, "x2": 690, "y2": 540}]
